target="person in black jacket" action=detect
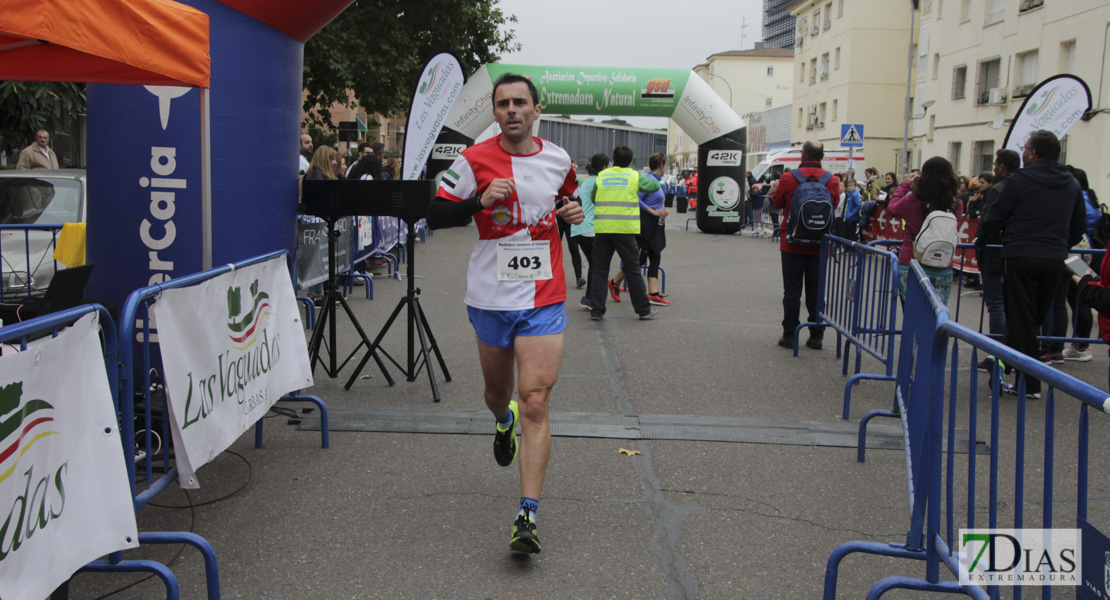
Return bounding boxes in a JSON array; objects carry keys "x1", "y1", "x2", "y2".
[
  {"x1": 973, "y1": 149, "x2": 1020, "y2": 355},
  {"x1": 976, "y1": 130, "x2": 1086, "y2": 399}
]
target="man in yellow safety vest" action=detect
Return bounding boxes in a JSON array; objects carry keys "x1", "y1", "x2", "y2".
[{"x1": 586, "y1": 145, "x2": 661, "y2": 321}]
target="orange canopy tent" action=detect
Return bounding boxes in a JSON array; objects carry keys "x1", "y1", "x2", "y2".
[
  {"x1": 1, "y1": 0, "x2": 213, "y2": 265},
  {"x1": 0, "y1": 0, "x2": 210, "y2": 87}
]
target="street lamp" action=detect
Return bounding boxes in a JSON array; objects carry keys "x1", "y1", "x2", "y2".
[
  {"x1": 911, "y1": 99, "x2": 935, "y2": 119},
  {"x1": 900, "y1": 0, "x2": 919, "y2": 177},
  {"x1": 704, "y1": 71, "x2": 734, "y2": 108}
]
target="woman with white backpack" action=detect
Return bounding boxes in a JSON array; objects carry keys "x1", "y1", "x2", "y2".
[{"x1": 887, "y1": 156, "x2": 964, "y2": 303}]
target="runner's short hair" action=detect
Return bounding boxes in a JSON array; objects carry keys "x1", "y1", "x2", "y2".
[{"x1": 492, "y1": 73, "x2": 539, "y2": 105}]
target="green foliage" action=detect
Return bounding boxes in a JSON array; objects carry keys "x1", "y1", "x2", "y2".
[
  {"x1": 0, "y1": 81, "x2": 85, "y2": 154},
  {"x1": 302, "y1": 0, "x2": 519, "y2": 128}
]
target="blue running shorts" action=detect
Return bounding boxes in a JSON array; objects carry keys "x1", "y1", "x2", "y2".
[{"x1": 467, "y1": 303, "x2": 567, "y2": 349}]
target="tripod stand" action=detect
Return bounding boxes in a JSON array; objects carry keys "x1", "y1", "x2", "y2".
[
  {"x1": 306, "y1": 216, "x2": 394, "y2": 385},
  {"x1": 344, "y1": 219, "x2": 451, "y2": 401}
]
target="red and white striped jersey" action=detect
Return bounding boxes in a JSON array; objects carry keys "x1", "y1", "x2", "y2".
[{"x1": 436, "y1": 136, "x2": 578, "y2": 310}]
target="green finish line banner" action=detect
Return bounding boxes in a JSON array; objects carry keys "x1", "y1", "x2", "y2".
[{"x1": 487, "y1": 64, "x2": 692, "y2": 117}]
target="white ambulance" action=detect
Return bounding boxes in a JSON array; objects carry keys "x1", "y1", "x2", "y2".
[{"x1": 750, "y1": 147, "x2": 868, "y2": 184}]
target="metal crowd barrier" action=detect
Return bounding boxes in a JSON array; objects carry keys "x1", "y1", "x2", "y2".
[
  {"x1": 0, "y1": 304, "x2": 220, "y2": 599},
  {"x1": 948, "y1": 244, "x2": 1108, "y2": 352},
  {"x1": 868, "y1": 240, "x2": 1109, "y2": 352},
  {"x1": 119, "y1": 250, "x2": 329, "y2": 517},
  {"x1": 825, "y1": 260, "x2": 1110, "y2": 598},
  {"x1": 0, "y1": 223, "x2": 63, "y2": 302},
  {"x1": 795, "y1": 236, "x2": 900, "y2": 420}
]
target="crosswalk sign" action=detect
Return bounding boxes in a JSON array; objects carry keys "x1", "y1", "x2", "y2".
[{"x1": 841, "y1": 124, "x2": 864, "y2": 147}]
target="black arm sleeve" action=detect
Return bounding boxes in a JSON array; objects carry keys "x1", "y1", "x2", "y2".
[{"x1": 426, "y1": 196, "x2": 483, "y2": 230}]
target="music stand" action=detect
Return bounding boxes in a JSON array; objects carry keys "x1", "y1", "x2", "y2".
[
  {"x1": 303, "y1": 179, "x2": 451, "y2": 402},
  {"x1": 301, "y1": 211, "x2": 394, "y2": 385}
]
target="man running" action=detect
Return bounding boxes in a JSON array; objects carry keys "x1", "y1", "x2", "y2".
[{"x1": 427, "y1": 73, "x2": 583, "y2": 554}]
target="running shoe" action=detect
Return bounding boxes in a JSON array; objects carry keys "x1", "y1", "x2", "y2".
[
  {"x1": 509, "y1": 512, "x2": 541, "y2": 554},
  {"x1": 1000, "y1": 382, "x2": 1041, "y2": 400},
  {"x1": 648, "y1": 293, "x2": 670, "y2": 306},
  {"x1": 977, "y1": 355, "x2": 1012, "y2": 374},
  {"x1": 607, "y1": 278, "x2": 622, "y2": 302},
  {"x1": 576, "y1": 277, "x2": 586, "y2": 289},
  {"x1": 578, "y1": 296, "x2": 593, "y2": 311},
  {"x1": 977, "y1": 356, "x2": 996, "y2": 372},
  {"x1": 493, "y1": 401, "x2": 519, "y2": 467},
  {"x1": 639, "y1": 308, "x2": 658, "y2": 320},
  {"x1": 1038, "y1": 351, "x2": 1064, "y2": 364},
  {"x1": 1062, "y1": 346, "x2": 1093, "y2": 362}
]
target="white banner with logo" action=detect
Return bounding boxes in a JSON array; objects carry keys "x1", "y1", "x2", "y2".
[
  {"x1": 403, "y1": 53, "x2": 465, "y2": 181},
  {"x1": 1003, "y1": 74, "x2": 1092, "y2": 156},
  {"x1": 155, "y1": 257, "x2": 313, "y2": 488},
  {"x1": 0, "y1": 313, "x2": 138, "y2": 600}
]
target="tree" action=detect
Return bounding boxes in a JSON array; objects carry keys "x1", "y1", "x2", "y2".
[
  {"x1": 302, "y1": 0, "x2": 519, "y2": 129},
  {"x1": 0, "y1": 81, "x2": 85, "y2": 157}
]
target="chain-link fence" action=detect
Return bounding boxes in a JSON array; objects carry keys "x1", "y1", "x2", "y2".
[{"x1": 1, "y1": 113, "x2": 85, "y2": 169}]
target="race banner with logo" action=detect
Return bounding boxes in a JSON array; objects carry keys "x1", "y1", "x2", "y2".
[
  {"x1": 403, "y1": 53, "x2": 465, "y2": 182},
  {"x1": 1003, "y1": 74, "x2": 1092, "y2": 157},
  {"x1": 154, "y1": 256, "x2": 313, "y2": 488},
  {"x1": 295, "y1": 215, "x2": 353, "y2": 289},
  {"x1": 0, "y1": 313, "x2": 138, "y2": 600},
  {"x1": 861, "y1": 207, "x2": 981, "y2": 273},
  {"x1": 444, "y1": 64, "x2": 744, "y2": 146}
]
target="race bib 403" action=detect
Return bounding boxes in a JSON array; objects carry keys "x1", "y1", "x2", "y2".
[{"x1": 496, "y1": 240, "x2": 551, "y2": 281}]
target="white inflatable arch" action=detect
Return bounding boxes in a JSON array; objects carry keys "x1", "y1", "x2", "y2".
[{"x1": 428, "y1": 64, "x2": 748, "y2": 233}]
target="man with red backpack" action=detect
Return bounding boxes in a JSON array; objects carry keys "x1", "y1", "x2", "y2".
[{"x1": 771, "y1": 140, "x2": 841, "y2": 350}]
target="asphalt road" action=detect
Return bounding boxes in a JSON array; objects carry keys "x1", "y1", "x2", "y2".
[{"x1": 68, "y1": 215, "x2": 1110, "y2": 599}]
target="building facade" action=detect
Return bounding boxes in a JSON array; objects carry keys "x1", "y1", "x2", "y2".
[
  {"x1": 764, "y1": 0, "x2": 798, "y2": 49},
  {"x1": 538, "y1": 117, "x2": 666, "y2": 172},
  {"x1": 789, "y1": 0, "x2": 916, "y2": 175},
  {"x1": 301, "y1": 90, "x2": 406, "y2": 160},
  {"x1": 912, "y1": 0, "x2": 1110, "y2": 203},
  {"x1": 744, "y1": 104, "x2": 794, "y2": 168},
  {"x1": 667, "y1": 45, "x2": 795, "y2": 172}
]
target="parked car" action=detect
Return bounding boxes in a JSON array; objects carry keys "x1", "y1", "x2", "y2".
[{"x1": 0, "y1": 169, "x2": 86, "y2": 298}]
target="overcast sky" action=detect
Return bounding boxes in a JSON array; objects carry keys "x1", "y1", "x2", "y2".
[{"x1": 493, "y1": 0, "x2": 766, "y2": 127}]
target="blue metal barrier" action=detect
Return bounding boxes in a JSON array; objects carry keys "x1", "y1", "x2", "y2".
[
  {"x1": 340, "y1": 217, "x2": 377, "y2": 299},
  {"x1": 949, "y1": 245, "x2": 1108, "y2": 352},
  {"x1": 0, "y1": 305, "x2": 220, "y2": 599},
  {"x1": 119, "y1": 250, "x2": 329, "y2": 515},
  {"x1": 796, "y1": 236, "x2": 900, "y2": 419},
  {"x1": 870, "y1": 240, "x2": 1108, "y2": 352},
  {"x1": 0, "y1": 223, "x2": 63, "y2": 301},
  {"x1": 825, "y1": 260, "x2": 1110, "y2": 599}
]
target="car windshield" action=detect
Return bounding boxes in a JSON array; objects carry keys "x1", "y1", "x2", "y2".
[{"x1": 0, "y1": 177, "x2": 82, "y2": 225}]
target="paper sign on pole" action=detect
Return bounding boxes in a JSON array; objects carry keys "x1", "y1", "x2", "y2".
[
  {"x1": 403, "y1": 53, "x2": 466, "y2": 182},
  {"x1": 155, "y1": 256, "x2": 313, "y2": 488},
  {"x1": 0, "y1": 314, "x2": 138, "y2": 600}
]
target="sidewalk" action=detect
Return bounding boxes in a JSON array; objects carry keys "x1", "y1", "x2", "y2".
[{"x1": 69, "y1": 218, "x2": 1110, "y2": 599}]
